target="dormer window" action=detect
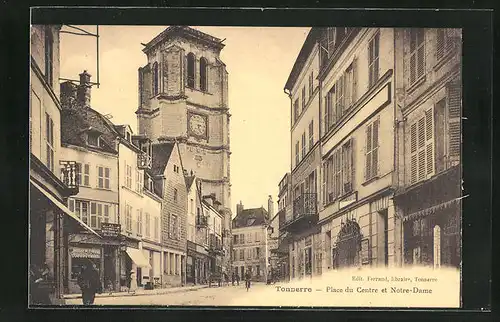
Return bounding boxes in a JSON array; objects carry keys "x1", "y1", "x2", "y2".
[
  {"x1": 126, "y1": 132, "x2": 131, "y2": 142},
  {"x1": 87, "y1": 133, "x2": 100, "y2": 147}
]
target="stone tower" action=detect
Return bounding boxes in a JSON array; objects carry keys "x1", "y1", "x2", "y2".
[{"x1": 137, "y1": 26, "x2": 232, "y2": 221}]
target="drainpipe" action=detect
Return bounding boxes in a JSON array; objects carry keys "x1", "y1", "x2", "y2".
[{"x1": 116, "y1": 137, "x2": 122, "y2": 291}]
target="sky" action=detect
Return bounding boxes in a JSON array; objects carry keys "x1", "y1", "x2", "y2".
[{"x1": 60, "y1": 25, "x2": 310, "y2": 216}]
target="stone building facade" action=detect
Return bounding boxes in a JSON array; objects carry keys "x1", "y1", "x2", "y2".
[{"x1": 136, "y1": 26, "x2": 232, "y2": 232}]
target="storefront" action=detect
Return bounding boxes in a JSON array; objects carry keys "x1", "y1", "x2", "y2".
[
  {"x1": 30, "y1": 177, "x2": 100, "y2": 303},
  {"x1": 186, "y1": 243, "x2": 210, "y2": 284},
  {"x1": 66, "y1": 232, "x2": 121, "y2": 294},
  {"x1": 396, "y1": 166, "x2": 461, "y2": 269},
  {"x1": 141, "y1": 241, "x2": 162, "y2": 289}
]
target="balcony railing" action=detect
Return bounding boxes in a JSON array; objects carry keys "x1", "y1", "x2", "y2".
[
  {"x1": 292, "y1": 193, "x2": 318, "y2": 221},
  {"x1": 196, "y1": 215, "x2": 208, "y2": 228},
  {"x1": 137, "y1": 152, "x2": 152, "y2": 170},
  {"x1": 60, "y1": 161, "x2": 79, "y2": 195}
]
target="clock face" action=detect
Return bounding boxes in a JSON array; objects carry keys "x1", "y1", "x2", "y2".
[{"x1": 189, "y1": 114, "x2": 207, "y2": 137}]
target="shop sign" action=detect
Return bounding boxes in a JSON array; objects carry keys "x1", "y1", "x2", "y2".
[
  {"x1": 70, "y1": 247, "x2": 101, "y2": 259},
  {"x1": 101, "y1": 223, "x2": 121, "y2": 238},
  {"x1": 187, "y1": 240, "x2": 197, "y2": 251},
  {"x1": 339, "y1": 192, "x2": 358, "y2": 210},
  {"x1": 196, "y1": 245, "x2": 208, "y2": 255}
]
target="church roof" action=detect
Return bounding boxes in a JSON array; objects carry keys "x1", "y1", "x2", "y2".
[{"x1": 143, "y1": 26, "x2": 225, "y2": 55}]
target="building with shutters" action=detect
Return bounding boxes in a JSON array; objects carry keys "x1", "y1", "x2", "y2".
[
  {"x1": 275, "y1": 173, "x2": 292, "y2": 281},
  {"x1": 281, "y1": 28, "x2": 323, "y2": 280},
  {"x1": 317, "y1": 28, "x2": 400, "y2": 271},
  {"x1": 231, "y1": 202, "x2": 271, "y2": 282},
  {"x1": 393, "y1": 28, "x2": 462, "y2": 269},
  {"x1": 136, "y1": 26, "x2": 232, "y2": 247},
  {"x1": 60, "y1": 74, "x2": 121, "y2": 294},
  {"x1": 30, "y1": 25, "x2": 97, "y2": 304}
]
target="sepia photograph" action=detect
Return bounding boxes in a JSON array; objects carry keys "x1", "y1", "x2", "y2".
[{"x1": 29, "y1": 22, "x2": 463, "y2": 308}]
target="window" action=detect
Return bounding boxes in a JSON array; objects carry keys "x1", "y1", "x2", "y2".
[
  {"x1": 187, "y1": 52, "x2": 195, "y2": 88},
  {"x1": 154, "y1": 217, "x2": 159, "y2": 240},
  {"x1": 293, "y1": 99, "x2": 299, "y2": 123},
  {"x1": 324, "y1": 62, "x2": 356, "y2": 133},
  {"x1": 174, "y1": 188, "x2": 178, "y2": 203},
  {"x1": 135, "y1": 170, "x2": 143, "y2": 193},
  {"x1": 239, "y1": 249, "x2": 244, "y2": 260},
  {"x1": 309, "y1": 72, "x2": 314, "y2": 97},
  {"x1": 341, "y1": 139, "x2": 354, "y2": 194},
  {"x1": 365, "y1": 118, "x2": 380, "y2": 181},
  {"x1": 410, "y1": 109, "x2": 434, "y2": 184},
  {"x1": 170, "y1": 214, "x2": 179, "y2": 240},
  {"x1": 240, "y1": 234, "x2": 245, "y2": 244},
  {"x1": 255, "y1": 247, "x2": 260, "y2": 259},
  {"x1": 97, "y1": 166, "x2": 110, "y2": 189},
  {"x1": 301, "y1": 132, "x2": 306, "y2": 158},
  {"x1": 74, "y1": 200, "x2": 89, "y2": 225},
  {"x1": 137, "y1": 209, "x2": 143, "y2": 236},
  {"x1": 200, "y1": 57, "x2": 208, "y2": 92},
  {"x1": 436, "y1": 29, "x2": 455, "y2": 61},
  {"x1": 295, "y1": 141, "x2": 300, "y2": 166},
  {"x1": 344, "y1": 63, "x2": 355, "y2": 109},
  {"x1": 145, "y1": 212, "x2": 151, "y2": 238},
  {"x1": 309, "y1": 120, "x2": 314, "y2": 150},
  {"x1": 152, "y1": 62, "x2": 159, "y2": 96},
  {"x1": 255, "y1": 232, "x2": 260, "y2": 242},
  {"x1": 332, "y1": 149, "x2": 342, "y2": 199},
  {"x1": 233, "y1": 234, "x2": 238, "y2": 245},
  {"x1": 368, "y1": 32, "x2": 380, "y2": 88},
  {"x1": 85, "y1": 202, "x2": 111, "y2": 229},
  {"x1": 76, "y1": 163, "x2": 90, "y2": 187},
  {"x1": 125, "y1": 163, "x2": 132, "y2": 189},
  {"x1": 125, "y1": 204, "x2": 132, "y2": 232},
  {"x1": 408, "y1": 29, "x2": 426, "y2": 86},
  {"x1": 301, "y1": 87, "x2": 306, "y2": 110},
  {"x1": 247, "y1": 233, "x2": 252, "y2": 243},
  {"x1": 44, "y1": 26, "x2": 53, "y2": 85},
  {"x1": 87, "y1": 133, "x2": 99, "y2": 147},
  {"x1": 45, "y1": 113, "x2": 54, "y2": 172},
  {"x1": 247, "y1": 248, "x2": 252, "y2": 260}
]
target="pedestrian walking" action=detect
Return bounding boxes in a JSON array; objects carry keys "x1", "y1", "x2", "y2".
[
  {"x1": 244, "y1": 270, "x2": 252, "y2": 291},
  {"x1": 77, "y1": 262, "x2": 101, "y2": 305},
  {"x1": 231, "y1": 272, "x2": 235, "y2": 286},
  {"x1": 235, "y1": 273, "x2": 240, "y2": 286},
  {"x1": 129, "y1": 270, "x2": 138, "y2": 293}
]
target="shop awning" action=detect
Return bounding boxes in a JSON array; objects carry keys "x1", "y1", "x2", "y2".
[
  {"x1": 126, "y1": 248, "x2": 152, "y2": 269},
  {"x1": 403, "y1": 197, "x2": 462, "y2": 222},
  {"x1": 30, "y1": 179, "x2": 101, "y2": 238}
]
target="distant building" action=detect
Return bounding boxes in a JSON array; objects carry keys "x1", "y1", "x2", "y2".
[{"x1": 231, "y1": 202, "x2": 270, "y2": 282}]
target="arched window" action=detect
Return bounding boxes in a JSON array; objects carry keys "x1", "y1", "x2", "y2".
[
  {"x1": 200, "y1": 57, "x2": 208, "y2": 92},
  {"x1": 152, "y1": 62, "x2": 159, "y2": 95},
  {"x1": 187, "y1": 52, "x2": 195, "y2": 88}
]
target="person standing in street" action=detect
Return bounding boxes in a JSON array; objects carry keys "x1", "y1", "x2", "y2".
[
  {"x1": 77, "y1": 262, "x2": 101, "y2": 305},
  {"x1": 235, "y1": 272, "x2": 240, "y2": 286},
  {"x1": 244, "y1": 269, "x2": 252, "y2": 291},
  {"x1": 231, "y1": 272, "x2": 235, "y2": 286},
  {"x1": 129, "y1": 270, "x2": 138, "y2": 294}
]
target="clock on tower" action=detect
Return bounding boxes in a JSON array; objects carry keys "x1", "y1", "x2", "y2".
[{"x1": 188, "y1": 112, "x2": 208, "y2": 139}]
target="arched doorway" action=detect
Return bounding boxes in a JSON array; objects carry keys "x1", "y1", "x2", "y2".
[{"x1": 334, "y1": 219, "x2": 362, "y2": 268}]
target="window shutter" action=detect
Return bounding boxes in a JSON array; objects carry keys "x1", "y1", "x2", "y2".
[
  {"x1": 410, "y1": 123, "x2": 418, "y2": 184},
  {"x1": 177, "y1": 218, "x2": 181, "y2": 240},
  {"x1": 417, "y1": 117, "x2": 426, "y2": 181},
  {"x1": 425, "y1": 108, "x2": 435, "y2": 176},
  {"x1": 436, "y1": 29, "x2": 445, "y2": 60},
  {"x1": 350, "y1": 138, "x2": 355, "y2": 191},
  {"x1": 352, "y1": 57, "x2": 358, "y2": 103},
  {"x1": 184, "y1": 55, "x2": 188, "y2": 87},
  {"x1": 417, "y1": 41, "x2": 425, "y2": 79},
  {"x1": 447, "y1": 79, "x2": 461, "y2": 164},
  {"x1": 372, "y1": 117, "x2": 379, "y2": 176},
  {"x1": 324, "y1": 94, "x2": 329, "y2": 133},
  {"x1": 322, "y1": 163, "x2": 327, "y2": 204},
  {"x1": 365, "y1": 123, "x2": 372, "y2": 180},
  {"x1": 68, "y1": 199, "x2": 75, "y2": 212}
]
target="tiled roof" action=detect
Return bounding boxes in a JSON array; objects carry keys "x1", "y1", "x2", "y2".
[
  {"x1": 150, "y1": 142, "x2": 175, "y2": 176},
  {"x1": 232, "y1": 207, "x2": 268, "y2": 229},
  {"x1": 60, "y1": 107, "x2": 118, "y2": 154}
]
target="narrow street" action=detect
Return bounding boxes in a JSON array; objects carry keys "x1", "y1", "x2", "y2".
[{"x1": 64, "y1": 283, "x2": 270, "y2": 306}]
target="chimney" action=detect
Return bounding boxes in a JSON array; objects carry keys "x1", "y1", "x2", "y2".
[
  {"x1": 60, "y1": 81, "x2": 77, "y2": 109},
  {"x1": 77, "y1": 70, "x2": 92, "y2": 108},
  {"x1": 236, "y1": 201, "x2": 244, "y2": 216},
  {"x1": 268, "y1": 195, "x2": 274, "y2": 219}
]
